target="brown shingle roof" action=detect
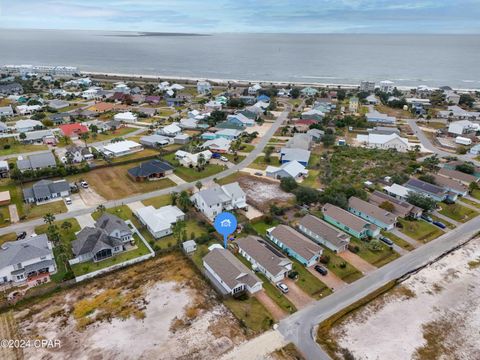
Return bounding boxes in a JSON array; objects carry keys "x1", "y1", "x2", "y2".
[
  {"x1": 432, "y1": 174, "x2": 468, "y2": 193},
  {"x1": 438, "y1": 168, "x2": 477, "y2": 184},
  {"x1": 269, "y1": 225, "x2": 322, "y2": 261},
  {"x1": 348, "y1": 197, "x2": 397, "y2": 226},
  {"x1": 369, "y1": 190, "x2": 421, "y2": 218},
  {"x1": 298, "y1": 215, "x2": 350, "y2": 248}
]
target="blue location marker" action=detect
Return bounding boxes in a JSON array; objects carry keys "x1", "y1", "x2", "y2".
[{"x1": 214, "y1": 212, "x2": 238, "y2": 248}]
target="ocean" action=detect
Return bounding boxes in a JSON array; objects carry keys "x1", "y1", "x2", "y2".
[{"x1": 0, "y1": 29, "x2": 479, "y2": 89}]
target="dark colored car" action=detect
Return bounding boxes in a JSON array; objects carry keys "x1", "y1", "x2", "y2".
[
  {"x1": 379, "y1": 236, "x2": 394, "y2": 246},
  {"x1": 314, "y1": 265, "x2": 328, "y2": 276},
  {"x1": 16, "y1": 231, "x2": 27, "y2": 240},
  {"x1": 211, "y1": 153, "x2": 221, "y2": 159},
  {"x1": 432, "y1": 220, "x2": 446, "y2": 229},
  {"x1": 421, "y1": 214, "x2": 433, "y2": 222}
]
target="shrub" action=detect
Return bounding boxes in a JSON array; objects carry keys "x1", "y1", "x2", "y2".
[
  {"x1": 339, "y1": 262, "x2": 347, "y2": 269},
  {"x1": 348, "y1": 244, "x2": 360, "y2": 253},
  {"x1": 320, "y1": 255, "x2": 330, "y2": 264}
]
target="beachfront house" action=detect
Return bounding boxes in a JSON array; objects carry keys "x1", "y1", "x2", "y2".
[
  {"x1": 347, "y1": 196, "x2": 397, "y2": 231},
  {"x1": 298, "y1": 214, "x2": 350, "y2": 253},
  {"x1": 322, "y1": 203, "x2": 380, "y2": 239}
]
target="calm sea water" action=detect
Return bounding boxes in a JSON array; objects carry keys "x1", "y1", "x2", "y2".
[{"x1": 0, "y1": 29, "x2": 479, "y2": 89}]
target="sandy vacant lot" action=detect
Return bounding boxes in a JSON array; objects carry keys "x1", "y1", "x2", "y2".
[
  {"x1": 15, "y1": 254, "x2": 245, "y2": 360},
  {"x1": 329, "y1": 238, "x2": 480, "y2": 360},
  {"x1": 237, "y1": 175, "x2": 294, "y2": 212}
]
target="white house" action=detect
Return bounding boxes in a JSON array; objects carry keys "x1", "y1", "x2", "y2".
[
  {"x1": 158, "y1": 123, "x2": 182, "y2": 137},
  {"x1": 445, "y1": 91, "x2": 461, "y2": 105},
  {"x1": 203, "y1": 248, "x2": 262, "y2": 295},
  {"x1": 14, "y1": 119, "x2": 43, "y2": 133},
  {"x1": 0, "y1": 105, "x2": 14, "y2": 117},
  {"x1": 448, "y1": 120, "x2": 479, "y2": 135},
  {"x1": 0, "y1": 234, "x2": 56, "y2": 286},
  {"x1": 98, "y1": 140, "x2": 143, "y2": 157},
  {"x1": 202, "y1": 138, "x2": 231, "y2": 153},
  {"x1": 135, "y1": 205, "x2": 185, "y2": 239},
  {"x1": 114, "y1": 111, "x2": 138, "y2": 123},
  {"x1": 379, "y1": 80, "x2": 394, "y2": 93},
  {"x1": 182, "y1": 240, "x2": 197, "y2": 254},
  {"x1": 455, "y1": 136, "x2": 472, "y2": 146},
  {"x1": 266, "y1": 160, "x2": 308, "y2": 181},
  {"x1": 190, "y1": 182, "x2": 247, "y2": 220},
  {"x1": 236, "y1": 235, "x2": 292, "y2": 283},
  {"x1": 16, "y1": 105, "x2": 42, "y2": 115},
  {"x1": 248, "y1": 83, "x2": 262, "y2": 95},
  {"x1": 356, "y1": 133, "x2": 409, "y2": 152},
  {"x1": 175, "y1": 149, "x2": 212, "y2": 167},
  {"x1": 197, "y1": 81, "x2": 212, "y2": 95}
]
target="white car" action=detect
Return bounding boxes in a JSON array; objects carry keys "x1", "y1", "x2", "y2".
[
  {"x1": 65, "y1": 197, "x2": 72, "y2": 205},
  {"x1": 80, "y1": 180, "x2": 89, "y2": 189},
  {"x1": 276, "y1": 282, "x2": 289, "y2": 294},
  {"x1": 220, "y1": 156, "x2": 229, "y2": 162}
]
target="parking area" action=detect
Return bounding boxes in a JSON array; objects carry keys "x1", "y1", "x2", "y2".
[
  {"x1": 78, "y1": 187, "x2": 106, "y2": 206},
  {"x1": 75, "y1": 213, "x2": 95, "y2": 229},
  {"x1": 65, "y1": 194, "x2": 88, "y2": 212},
  {"x1": 307, "y1": 266, "x2": 347, "y2": 291},
  {"x1": 282, "y1": 278, "x2": 314, "y2": 309},
  {"x1": 240, "y1": 205, "x2": 264, "y2": 220},
  {"x1": 339, "y1": 251, "x2": 377, "y2": 274}
]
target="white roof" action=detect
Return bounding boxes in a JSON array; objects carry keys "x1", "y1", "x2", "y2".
[
  {"x1": 203, "y1": 138, "x2": 231, "y2": 151},
  {"x1": 135, "y1": 205, "x2": 185, "y2": 233},
  {"x1": 266, "y1": 160, "x2": 307, "y2": 178},
  {"x1": 114, "y1": 111, "x2": 137, "y2": 120},
  {"x1": 358, "y1": 133, "x2": 408, "y2": 146},
  {"x1": 162, "y1": 123, "x2": 182, "y2": 134},
  {"x1": 102, "y1": 140, "x2": 141, "y2": 154},
  {"x1": 15, "y1": 119, "x2": 42, "y2": 129},
  {"x1": 384, "y1": 183, "x2": 411, "y2": 198}
]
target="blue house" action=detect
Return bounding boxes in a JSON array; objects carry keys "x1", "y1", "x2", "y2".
[
  {"x1": 347, "y1": 197, "x2": 397, "y2": 231},
  {"x1": 226, "y1": 114, "x2": 255, "y2": 127},
  {"x1": 257, "y1": 94, "x2": 270, "y2": 103},
  {"x1": 166, "y1": 98, "x2": 183, "y2": 107},
  {"x1": 404, "y1": 178, "x2": 450, "y2": 202},
  {"x1": 280, "y1": 148, "x2": 311, "y2": 166},
  {"x1": 266, "y1": 225, "x2": 322, "y2": 267}
]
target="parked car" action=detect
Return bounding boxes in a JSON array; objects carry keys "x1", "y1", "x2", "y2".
[
  {"x1": 421, "y1": 214, "x2": 433, "y2": 222},
  {"x1": 287, "y1": 271, "x2": 298, "y2": 280},
  {"x1": 314, "y1": 265, "x2": 328, "y2": 276},
  {"x1": 64, "y1": 197, "x2": 72, "y2": 205},
  {"x1": 379, "y1": 236, "x2": 394, "y2": 247},
  {"x1": 277, "y1": 282, "x2": 289, "y2": 293},
  {"x1": 211, "y1": 153, "x2": 221, "y2": 159},
  {"x1": 254, "y1": 171, "x2": 263, "y2": 176},
  {"x1": 220, "y1": 156, "x2": 229, "y2": 162},
  {"x1": 16, "y1": 231, "x2": 27, "y2": 240},
  {"x1": 432, "y1": 220, "x2": 446, "y2": 229},
  {"x1": 80, "y1": 180, "x2": 89, "y2": 189}
]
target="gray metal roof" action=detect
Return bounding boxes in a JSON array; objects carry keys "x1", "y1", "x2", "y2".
[
  {"x1": 17, "y1": 152, "x2": 56, "y2": 171},
  {"x1": 23, "y1": 179, "x2": 70, "y2": 200},
  {"x1": 0, "y1": 234, "x2": 51, "y2": 269},
  {"x1": 299, "y1": 215, "x2": 350, "y2": 248},
  {"x1": 269, "y1": 225, "x2": 322, "y2": 261}
]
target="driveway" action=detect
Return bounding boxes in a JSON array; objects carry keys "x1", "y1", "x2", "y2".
[
  {"x1": 255, "y1": 290, "x2": 287, "y2": 321},
  {"x1": 8, "y1": 205, "x2": 19, "y2": 223},
  {"x1": 78, "y1": 187, "x2": 106, "y2": 206},
  {"x1": 166, "y1": 173, "x2": 186, "y2": 185},
  {"x1": 241, "y1": 205, "x2": 263, "y2": 220},
  {"x1": 127, "y1": 201, "x2": 145, "y2": 213},
  {"x1": 75, "y1": 213, "x2": 95, "y2": 229},
  {"x1": 282, "y1": 278, "x2": 314, "y2": 309},
  {"x1": 307, "y1": 266, "x2": 347, "y2": 291},
  {"x1": 338, "y1": 251, "x2": 377, "y2": 274},
  {"x1": 65, "y1": 194, "x2": 88, "y2": 212}
]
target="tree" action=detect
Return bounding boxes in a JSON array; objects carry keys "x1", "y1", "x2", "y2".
[
  {"x1": 368, "y1": 239, "x2": 382, "y2": 251},
  {"x1": 80, "y1": 132, "x2": 90, "y2": 148},
  {"x1": 379, "y1": 201, "x2": 395, "y2": 212},
  {"x1": 171, "y1": 192, "x2": 178, "y2": 205},
  {"x1": 96, "y1": 204, "x2": 106, "y2": 214},
  {"x1": 43, "y1": 213, "x2": 56, "y2": 226},
  {"x1": 61, "y1": 221, "x2": 72, "y2": 231},
  {"x1": 418, "y1": 174, "x2": 436, "y2": 184},
  {"x1": 406, "y1": 192, "x2": 437, "y2": 211},
  {"x1": 280, "y1": 177, "x2": 298, "y2": 192},
  {"x1": 197, "y1": 153, "x2": 206, "y2": 171},
  {"x1": 264, "y1": 146, "x2": 274, "y2": 163},
  {"x1": 459, "y1": 94, "x2": 475, "y2": 108},
  {"x1": 172, "y1": 220, "x2": 186, "y2": 244},
  {"x1": 290, "y1": 88, "x2": 300, "y2": 99},
  {"x1": 422, "y1": 155, "x2": 439, "y2": 171},
  {"x1": 322, "y1": 133, "x2": 335, "y2": 147},
  {"x1": 456, "y1": 163, "x2": 475, "y2": 174},
  {"x1": 195, "y1": 181, "x2": 203, "y2": 191},
  {"x1": 19, "y1": 132, "x2": 27, "y2": 140},
  {"x1": 177, "y1": 191, "x2": 191, "y2": 211},
  {"x1": 294, "y1": 187, "x2": 320, "y2": 204}
]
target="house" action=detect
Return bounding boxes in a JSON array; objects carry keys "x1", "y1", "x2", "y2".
[
  {"x1": 356, "y1": 133, "x2": 409, "y2": 152},
  {"x1": 63, "y1": 145, "x2": 93, "y2": 163},
  {"x1": 0, "y1": 234, "x2": 56, "y2": 286},
  {"x1": 49, "y1": 113, "x2": 71, "y2": 125},
  {"x1": 203, "y1": 248, "x2": 262, "y2": 296},
  {"x1": 0, "y1": 82, "x2": 23, "y2": 95},
  {"x1": 15, "y1": 119, "x2": 43, "y2": 133},
  {"x1": 379, "y1": 80, "x2": 394, "y2": 93},
  {"x1": 173, "y1": 133, "x2": 190, "y2": 144},
  {"x1": 366, "y1": 110, "x2": 396, "y2": 124},
  {"x1": 23, "y1": 179, "x2": 70, "y2": 204},
  {"x1": 190, "y1": 182, "x2": 247, "y2": 220},
  {"x1": 241, "y1": 105, "x2": 263, "y2": 119},
  {"x1": 0, "y1": 122, "x2": 8, "y2": 133},
  {"x1": 22, "y1": 130, "x2": 56, "y2": 145},
  {"x1": 404, "y1": 178, "x2": 449, "y2": 202},
  {"x1": 179, "y1": 117, "x2": 199, "y2": 129},
  {"x1": 0, "y1": 161, "x2": 9, "y2": 178},
  {"x1": 280, "y1": 148, "x2": 311, "y2": 166},
  {"x1": 438, "y1": 106, "x2": 480, "y2": 121},
  {"x1": 0, "y1": 105, "x2": 14, "y2": 117},
  {"x1": 369, "y1": 190, "x2": 422, "y2": 219},
  {"x1": 48, "y1": 99, "x2": 70, "y2": 110},
  {"x1": 286, "y1": 133, "x2": 313, "y2": 151},
  {"x1": 127, "y1": 159, "x2": 174, "y2": 182},
  {"x1": 266, "y1": 225, "x2": 322, "y2": 267},
  {"x1": 447, "y1": 120, "x2": 479, "y2": 136},
  {"x1": 227, "y1": 114, "x2": 255, "y2": 127},
  {"x1": 301, "y1": 87, "x2": 318, "y2": 97},
  {"x1": 368, "y1": 126, "x2": 400, "y2": 136},
  {"x1": 278, "y1": 88, "x2": 291, "y2": 97},
  {"x1": 469, "y1": 144, "x2": 480, "y2": 155},
  {"x1": 366, "y1": 95, "x2": 378, "y2": 105},
  {"x1": 197, "y1": 81, "x2": 212, "y2": 95},
  {"x1": 16, "y1": 105, "x2": 42, "y2": 115},
  {"x1": 266, "y1": 160, "x2": 308, "y2": 181},
  {"x1": 71, "y1": 214, "x2": 133, "y2": 264},
  {"x1": 348, "y1": 197, "x2": 397, "y2": 230},
  {"x1": 239, "y1": 96, "x2": 256, "y2": 105},
  {"x1": 136, "y1": 107, "x2": 156, "y2": 117},
  {"x1": 158, "y1": 123, "x2": 182, "y2": 137},
  {"x1": 139, "y1": 134, "x2": 172, "y2": 148},
  {"x1": 182, "y1": 240, "x2": 197, "y2": 254},
  {"x1": 236, "y1": 235, "x2": 292, "y2": 283},
  {"x1": 17, "y1": 152, "x2": 57, "y2": 172},
  {"x1": 432, "y1": 174, "x2": 468, "y2": 197},
  {"x1": 257, "y1": 94, "x2": 270, "y2": 103},
  {"x1": 205, "y1": 100, "x2": 223, "y2": 112},
  {"x1": 0, "y1": 191, "x2": 10, "y2": 206},
  {"x1": 383, "y1": 183, "x2": 413, "y2": 201},
  {"x1": 215, "y1": 129, "x2": 243, "y2": 140},
  {"x1": 349, "y1": 97, "x2": 359, "y2": 112},
  {"x1": 248, "y1": 83, "x2": 262, "y2": 95},
  {"x1": 438, "y1": 168, "x2": 478, "y2": 186},
  {"x1": 165, "y1": 98, "x2": 183, "y2": 107},
  {"x1": 455, "y1": 136, "x2": 472, "y2": 146},
  {"x1": 445, "y1": 91, "x2": 461, "y2": 105},
  {"x1": 360, "y1": 81, "x2": 376, "y2": 92},
  {"x1": 145, "y1": 96, "x2": 161, "y2": 104},
  {"x1": 306, "y1": 129, "x2": 325, "y2": 141},
  {"x1": 175, "y1": 150, "x2": 212, "y2": 167},
  {"x1": 99, "y1": 140, "x2": 143, "y2": 157},
  {"x1": 301, "y1": 109, "x2": 324, "y2": 121},
  {"x1": 322, "y1": 203, "x2": 380, "y2": 239},
  {"x1": 135, "y1": 205, "x2": 185, "y2": 238},
  {"x1": 202, "y1": 137, "x2": 231, "y2": 153},
  {"x1": 59, "y1": 123, "x2": 89, "y2": 140},
  {"x1": 114, "y1": 111, "x2": 138, "y2": 123},
  {"x1": 298, "y1": 215, "x2": 350, "y2": 253}
]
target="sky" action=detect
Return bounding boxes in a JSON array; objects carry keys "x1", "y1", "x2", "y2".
[{"x1": 0, "y1": 0, "x2": 479, "y2": 34}]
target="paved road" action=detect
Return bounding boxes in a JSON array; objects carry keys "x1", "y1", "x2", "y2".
[
  {"x1": 407, "y1": 119, "x2": 480, "y2": 166},
  {"x1": 278, "y1": 215, "x2": 480, "y2": 360},
  {"x1": 0, "y1": 106, "x2": 289, "y2": 236}
]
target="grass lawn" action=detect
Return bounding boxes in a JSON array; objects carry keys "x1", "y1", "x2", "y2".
[
  {"x1": 0, "y1": 181, "x2": 25, "y2": 219},
  {"x1": 381, "y1": 231, "x2": 415, "y2": 251},
  {"x1": 292, "y1": 260, "x2": 332, "y2": 299},
  {"x1": 429, "y1": 214, "x2": 456, "y2": 229},
  {"x1": 459, "y1": 198, "x2": 480, "y2": 209},
  {"x1": 223, "y1": 296, "x2": 274, "y2": 334},
  {"x1": 153, "y1": 219, "x2": 210, "y2": 250},
  {"x1": 0, "y1": 232, "x2": 16, "y2": 246},
  {"x1": 350, "y1": 238, "x2": 401, "y2": 267},
  {"x1": 215, "y1": 171, "x2": 250, "y2": 185},
  {"x1": 91, "y1": 127, "x2": 137, "y2": 142},
  {"x1": 224, "y1": 153, "x2": 246, "y2": 164},
  {"x1": 71, "y1": 233, "x2": 151, "y2": 277},
  {"x1": 302, "y1": 169, "x2": 321, "y2": 188},
  {"x1": 257, "y1": 273, "x2": 297, "y2": 314},
  {"x1": 107, "y1": 149, "x2": 160, "y2": 164},
  {"x1": 0, "y1": 206, "x2": 11, "y2": 228},
  {"x1": 142, "y1": 194, "x2": 172, "y2": 208},
  {"x1": 23, "y1": 200, "x2": 68, "y2": 220},
  {"x1": 174, "y1": 164, "x2": 225, "y2": 182},
  {"x1": 397, "y1": 218, "x2": 443, "y2": 243},
  {"x1": 321, "y1": 248, "x2": 363, "y2": 283},
  {"x1": 252, "y1": 219, "x2": 280, "y2": 236},
  {"x1": 240, "y1": 143, "x2": 255, "y2": 152},
  {"x1": 0, "y1": 140, "x2": 48, "y2": 156},
  {"x1": 156, "y1": 108, "x2": 176, "y2": 117},
  {"x1": 438, "y1": 202, "x2": 478, "y2": 223},
  {"x1": 249, "y1": 156, "x2": 281, "y2": 170},
  {"x1": 68, "y1": 163, "x2": 176, "y2": 200},
  {"x1": 471, "y1": 189, "x2": 480, "y2": 201}
]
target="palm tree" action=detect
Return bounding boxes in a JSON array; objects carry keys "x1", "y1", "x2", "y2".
[
  {"x1": 96, "y1": 204, "x2": 106, "y2": 214},
  {"x1": 177, "y1": 191, "x2": 191, "y2": 211},
  {"x1": 43, "y1": 213, "x2": 56, "y2": 226},
  {"x1": 197, "y1": 153, "x2": 206, "y2": 171},
  {"x1": 80, "y1": 132, "x2": 90, "y2": 148},
  {"x1": 172, "y1": 220, "x2": 186, "y2": 245},
  {"x1": 195, "y1": 181, "x2": 203, "y2": 191},
  {"x1": 170, "y1": 192, "x2": 178, "y2": 205}
]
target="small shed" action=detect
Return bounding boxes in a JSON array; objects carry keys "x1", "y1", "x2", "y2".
[{"x1": 182, "y1": 240, "x2": 197, "y2": 254}]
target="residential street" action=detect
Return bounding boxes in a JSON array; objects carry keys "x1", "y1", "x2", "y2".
[{"x1": 277, "y1": 215, "x2": 480, "y2": 360}]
